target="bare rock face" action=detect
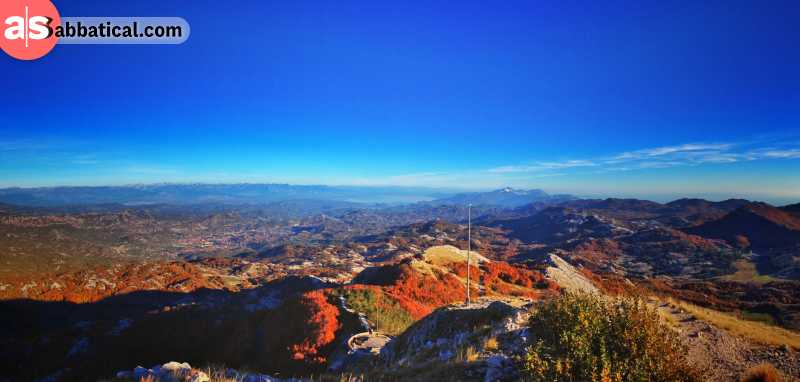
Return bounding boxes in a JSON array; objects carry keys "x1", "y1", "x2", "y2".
[
  {"x1": 379, "y1": 300, "x2": 532, "y2": 381},
  {"x1": 544, "y1": 254, "x2": 598, "y2": 294},
  {"x1": 115, "y1": 362, "x2": 208, "y2": 382},
  {"x1": 113, "y1": 362, "x2": 302, "y2": 382}
]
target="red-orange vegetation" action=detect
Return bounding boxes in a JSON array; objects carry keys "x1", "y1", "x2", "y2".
[
  {"x1": 6, "y1": 262, "x2": 227, "y2": 303},
  {"x1": 288, "y1": 290, "x2": 341, "y2": 363},
  {"x1": 578, "y1": 268, "x2": 631, "y2": 296},
  {"x1": 385, "y1": 264, "x2": 466, "y2": 319},
  {"x1": 745, "y1": 203, "x2": 800, "y2": 230},
  {"x1": 450, "y1": 262, "x2": 481, "y2": 279},
  {"x1": 735, "y1": 235, "x2": 751, "y2": 249},
  {"x1": 572, "y1": 239, "x2": 623, "y2": 265},
  {"x1": 740, "y1": 363, "x2": 782, "y2": 382},
  {"x1": 451, "y1": 260, "x2": 553, "y2": 299},
  {"x1": 480, "y1": 261, "x2": 553, "y2": 296},
  {"x1": 484, "y1": 261, "x2": 537, "y2": 288},
  {"x1": 676, "y1": 230, "x2": 724, "y2": 251}
]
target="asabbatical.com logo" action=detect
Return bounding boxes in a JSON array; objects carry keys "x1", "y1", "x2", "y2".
[
  {"x1": 1, "y1": 0, "x2": 189, "y2": 61},
  {"x1": 0, "y1": 0, "x2": 60, "y2": 60}
]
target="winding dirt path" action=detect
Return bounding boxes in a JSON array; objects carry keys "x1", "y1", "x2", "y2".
[{"x1": 656, "y1": 302, "x2": 800, "y2": 381}]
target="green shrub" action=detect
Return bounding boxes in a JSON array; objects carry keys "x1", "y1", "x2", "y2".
[
  {"x1": 340, "y1": 287, "x2": 415, "y2": 336},
  {"x1": 521, "y1": 293, "x2": 700, "y2": 382}
]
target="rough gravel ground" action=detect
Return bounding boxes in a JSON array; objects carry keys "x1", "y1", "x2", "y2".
[{"x1": 656, "y1": 302, "x2": 800, "y2": 381}]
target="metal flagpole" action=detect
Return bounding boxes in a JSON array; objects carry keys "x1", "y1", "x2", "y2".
[{"x1": 466, "y1": 203, "x2": 471, "y2": 305}]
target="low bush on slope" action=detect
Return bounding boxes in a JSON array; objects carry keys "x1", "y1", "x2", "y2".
[
  {"x1": 339, "y1": 286, "x2": 415, "y2": 336},
  {"x1": 522, "y1": 293, "x2": 700, "y2": 382}
]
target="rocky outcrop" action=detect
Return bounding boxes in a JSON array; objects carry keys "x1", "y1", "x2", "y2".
[
  {"x1": 113, "y1": 362, "x2": 303, "y2": 382},
  {"x1": 544, "y1": 254, "x2": 598, "y2": 294},
  {"x1": 379, "y1": 300, "x2": 532, "y2": 381},
  {"x1": 115, "y1": 362, "x2": 209, "y2": 382}
]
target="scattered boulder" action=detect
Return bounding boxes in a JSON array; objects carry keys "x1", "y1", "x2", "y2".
[
  {"x1": 381, "y1": 299, "x2": 529, "y2": 380},
  {"x1": 113, "y1": 362, "x2": 300, "y2": 382},
  {"x1": 113, "y1": 362, "x2": 208, "y2": 382}
]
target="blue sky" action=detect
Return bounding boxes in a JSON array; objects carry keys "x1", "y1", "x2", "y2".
[{"x1": 1, "y1": 0, "x2": 799, "y2": 203}]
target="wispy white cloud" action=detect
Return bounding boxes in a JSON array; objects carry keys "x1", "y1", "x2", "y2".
[
  {"x1": 352, "y1": 140, "x2": 786, "y2": 187},
  {"x1": 489, "y1": 160, "x2": 596, "y2": 173},
  {"x1": 760, "y1": 149, "x2": 800, "y2": 159},
  {"x1": 489, "y1": 140, "x2": 800, "y2": 176},
  {"x1": 613, "y1": 143, "x2": 733, "y2": 160},
  {"x1": 539, "y1": 160, "x2": 598, "y2": 169}
]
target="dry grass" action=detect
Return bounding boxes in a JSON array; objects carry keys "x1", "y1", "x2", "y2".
[
  {"x1": 455, "y1": 345, "x2": 480, "y2": 363},
  {"x1": 483, "y1": 336, "x2": 499, "y2": 351},
  {"x1": 466, "y1": 346, "x2": 479, "y2": 362},
  {"x1": 422, "y1": 245, "x2": 488, "y2": 266},
  {"x1": 720, "y1": 260, "x2": 776, "y2": 284},
  {"x1": 740, "y1": 363, "x2": 783, "y2": 382},
  {"x1": 668, "y1": 298, "x2": 800, "y2": 350},
  {"x1": 656, "y1": 305, "x2": 684, "y2": 330}
]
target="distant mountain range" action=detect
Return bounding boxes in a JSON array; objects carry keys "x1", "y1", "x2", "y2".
[
  {"x1": 430, "y1": 187, "x2": 577, "y2": 207},
  {"x1": 0, "y1": 184, "x2": 451, "y2": 207},
  {"x1": 0, "y1": 184, "x2": 578, "y2": 209},
  {"x1": 0, "y1": 185, "x2": 797, "y2": 232}
]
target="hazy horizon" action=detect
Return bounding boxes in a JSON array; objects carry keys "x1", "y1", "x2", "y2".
[
  {"x1": 3, "y1": 1, "x2": 798, "y2": 204},
  {"x1": 0, "y1": 181, "x2": 796, "y2": 206}
]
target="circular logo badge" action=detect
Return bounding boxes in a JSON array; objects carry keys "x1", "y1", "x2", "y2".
[{"x1": 0, "y1": 0, "x2": 60, "y2": 60}]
